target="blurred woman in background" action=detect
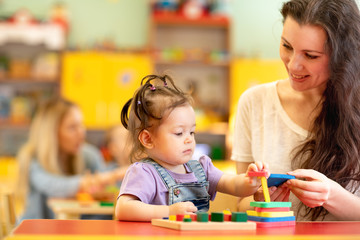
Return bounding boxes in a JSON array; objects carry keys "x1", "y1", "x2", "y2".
[{"x1": 16, "y1": 97, "x2": 120, "y2": 221}]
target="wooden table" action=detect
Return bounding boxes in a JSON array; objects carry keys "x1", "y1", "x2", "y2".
[
  {"x1": 6, "y1": 219, "x2": 360, "y2": 240},
  {"x1": 47, "y1": 198, "x2": 114, "y2": 219}
]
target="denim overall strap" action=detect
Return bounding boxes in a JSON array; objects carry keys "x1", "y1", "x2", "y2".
[
  {"x1": 141, "y1": 158, "x2": 210, "y2": 212},
  {"x1": 186, "y1": 160, "x2": 207, "y2": 182},
  {"x1": 141, "y1": 159, "x2": 177, "y2": 190}
]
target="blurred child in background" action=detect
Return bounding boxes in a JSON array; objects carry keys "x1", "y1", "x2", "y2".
[{"x1": 102, "y1": 124, "x2": 131, "y2": 185}]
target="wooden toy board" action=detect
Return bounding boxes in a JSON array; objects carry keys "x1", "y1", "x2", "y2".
[{"x1": 151, "y1": 219, "x2": 256, "y2": 231}]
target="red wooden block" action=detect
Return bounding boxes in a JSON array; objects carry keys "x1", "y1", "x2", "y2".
[
  {"x1": 189, "y1": 214, "x2": 197, "y2": 221},
  {"x1": 176, "y1": 214, "x2": 184, "y2": 221},
  {"x1": 255, "y1": 221, "x2": 296, "y2": 228},
  {"x1": 248, "y1": 171, "x2": 267, "y2": 177},
  {"x1": 255, "y1": 207, "x2": 290, "y2": 212},
  {"x1": 224, "y1": 214, "x2": 232, "y2": 221}
]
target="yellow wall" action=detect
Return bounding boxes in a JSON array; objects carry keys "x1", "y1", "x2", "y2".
[
  {"x1": 61, "y1": 52, "x2": 153, "y2": 128},
  {"x1": 229, "y1": 59, "x2": 288, "y2": 131}
]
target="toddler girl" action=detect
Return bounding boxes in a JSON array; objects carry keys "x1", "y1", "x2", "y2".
[{"x1": 115, "y1": 75, "x2": 269, "y2": 221}]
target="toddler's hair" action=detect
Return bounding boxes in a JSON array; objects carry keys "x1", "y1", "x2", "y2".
[{"x1": 121, "y1": 74, "x2": 193, "y2": 161}]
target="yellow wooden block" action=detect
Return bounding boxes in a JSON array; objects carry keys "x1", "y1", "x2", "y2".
[
  {"x1": 169, "y1": 215, "x2": 176, "y2": 221},
  {"x1": 246, "y1": 210, "x2": 294, "y2": 218},
  {"x1": 223, "y1": 210, "x2": 232, "y2": 215},
  {"x1": 261, "y1": 177, "x2": 270, "y2": 202}
]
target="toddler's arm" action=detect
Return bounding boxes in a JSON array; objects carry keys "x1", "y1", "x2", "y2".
[
  {"x1": 216, "y1": 162, "x2": 270, "y2": 197},
  {"x1": 115, "y1": 194, "x2": 197, "y2": 221}
]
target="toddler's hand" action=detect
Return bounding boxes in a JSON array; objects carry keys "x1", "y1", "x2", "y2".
[
  {"x1": 169, "y1": 202, "x2": 197, "y2": 215},
  {"x1": 245, "y1": 161, "x2": 270, "y2": 187}
]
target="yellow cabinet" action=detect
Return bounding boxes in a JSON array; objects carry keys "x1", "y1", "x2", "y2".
[
  {"x1": 229, "y1": 59, "x2": 287, "y2": 131},
  {"x1": 61, "y1": 52, "x2": 153, "y2": 128}
]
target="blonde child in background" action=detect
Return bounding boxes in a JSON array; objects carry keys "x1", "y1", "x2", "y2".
[
  {"x1": 102, "y1": 125, "x2": 131, "y2": 184},
  {"x1": 115, "y1": 75, "x2": 270, "y2": 221}
]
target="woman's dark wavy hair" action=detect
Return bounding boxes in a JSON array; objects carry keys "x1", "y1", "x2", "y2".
[
  {"x1": 121, "y1": 74, "x2": 192, "y2": 162},
  {"x1": 281, "y1": 0, "x2": 360, "y2": 220}
]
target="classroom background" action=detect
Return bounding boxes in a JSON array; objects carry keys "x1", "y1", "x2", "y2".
[{"x1": 0, "y1": 0, "x2": 290, "y2": 235}]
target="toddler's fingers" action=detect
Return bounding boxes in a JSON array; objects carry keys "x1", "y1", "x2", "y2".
[
  {"x1": 185, "y1": 202, "x2": 198, "y2": 213},
  {"x1": 248, "y1": 163, "x2": 259, "y2": 172},
  {"x1": 255, "y1": 161, "x2": 269, "y2": 171}
]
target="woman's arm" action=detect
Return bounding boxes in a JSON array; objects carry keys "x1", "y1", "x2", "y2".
[
  {"x1": 30, "y1": 161, "x2": 106, "y2": 197},
  {"x1": 115, "y1": 194, "x2": 197, "y2": 221},
  {"x1": 285, "y1": 169, "x2": 360, "y2": 220},
  {"x1": 30, "y1": 161, "x2": 81, "y2": 197}
]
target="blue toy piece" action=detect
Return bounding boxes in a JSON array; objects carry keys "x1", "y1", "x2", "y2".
[{"x1": 267, "y1": 174, "x2": 295, "y2": 187}]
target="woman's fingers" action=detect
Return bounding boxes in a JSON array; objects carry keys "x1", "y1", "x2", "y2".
[
  {"x1": 285, "y1": 169, "x2": 331, "y2": 208},
  {"x1": 287, "y1": 169, "x2": 326, "y2": 181}
]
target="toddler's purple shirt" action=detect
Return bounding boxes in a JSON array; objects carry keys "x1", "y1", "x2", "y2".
[{"x1": 118, "y1": 155, "x2": 224, "y2": 205}]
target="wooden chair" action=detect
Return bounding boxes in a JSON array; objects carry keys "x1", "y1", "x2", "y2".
[{"x1": 0, "y1": 189, "x2": 16, "y2": 238}]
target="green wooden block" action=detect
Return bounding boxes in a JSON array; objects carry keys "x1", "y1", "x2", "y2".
[
  {"x1": 231, "y1": 212, "x2": 247, "y2": 222},
  {"x1": 197, "y1": 212, "x2": 209, "y2": 222},
  {"x1": 100, "y1": 201, "x2": 114, "y2": 206},
  {"x1": 211, "y1": 212, "x2": 224, "y2": 222},
  {"x1": 183, "y1": 218, "x2": 192, "y2": 222},
  {"x1": 250, "y1": 201, "x2": 292, "y2": 208}
]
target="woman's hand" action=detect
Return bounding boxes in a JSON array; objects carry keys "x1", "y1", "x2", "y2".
[
  {"x1": 254, "y1": 185, "x2": 290, "y2": 202},
  {"x1": 284, "y1": 169, "x2": 333, "y2": 208}
]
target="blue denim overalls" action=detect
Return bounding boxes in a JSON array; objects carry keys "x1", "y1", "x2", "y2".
[{"x1": 142, "y1": 159, "x2": 210, "y2": 212}]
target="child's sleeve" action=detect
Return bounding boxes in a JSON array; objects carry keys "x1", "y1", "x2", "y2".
[
  {"x1": 118, "y1": 162, "x2": 157, "y2": 203},
  {"x1": 198, "y1": 155, "x2": 224, "y2": 200}
]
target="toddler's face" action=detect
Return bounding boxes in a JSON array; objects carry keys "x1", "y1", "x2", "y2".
[{"x1": 149, "y1": 104, "x2": 196, "y2": 172}]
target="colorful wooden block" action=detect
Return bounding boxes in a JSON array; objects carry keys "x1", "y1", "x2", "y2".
[
  {"x1": 261, "y1": 176, "x2": 271, "y2": 202},
  {"x1": 197, "y1": 212, "x2": 209, "y2": 222},
  {"x1": 183, "y1": 218, "x2": 192, "y2": 222},
  {"x1": 254, "y1": 207, "x2": 290, "y2": 212},
  {"x1": 189, "y1": 214, "x2": 197, "y2": 221},
  {"x1": 223, "y1": 210, "x2": 232, "y2": 215},
  {"x1": 211, "y1": 212, "x2": 224, "y2": 222},
  {"x1": 247, "y1": 210, "x2": 294, "y2": 218},
  {"x1": 250, "y1": 201, "x2": 292, "y2": 208},
  {"x1": 267, "y1": 174, "x2": 295, "y2": 187},
  {"x1": 176, "y1": 214, "x2": 184, "y2": 221},
  {"x1": 224, "y1": 214, "x2": 232, "y2": 221},
  {"x1": 151, "y1": 219, "x2": 256, "y2": 231},
  {"x1": 255, "y1": 221, "x2": 296, "y2": 228},
  {"x1": 231, "y1": 212, "x2": 247, "y2": 222},
  {"x1": 248, "y1": 171, "x2": 267, "y2": 177},
  {"x1": 247, "y1": 215, "x2": 296, "y2": 222}
]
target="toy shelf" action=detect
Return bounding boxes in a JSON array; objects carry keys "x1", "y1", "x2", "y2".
[
  {"x1": 152, "y1": 12, "x2": 229, "y2": 28},
  {"x1": 0, "y1": 23, "x2": 65, "y2": 157},
  {"x1": 0, "y1": 23, "x2": 65, "y2": 50},
  {"x1": 150, "y1": 10, "x2": 232, "y2": 159}
]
